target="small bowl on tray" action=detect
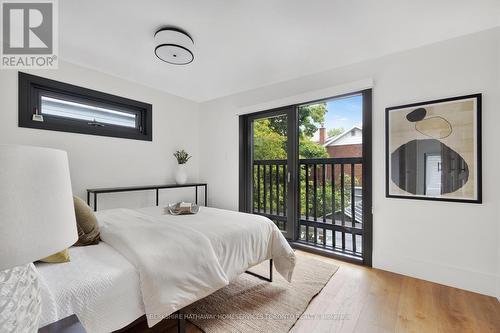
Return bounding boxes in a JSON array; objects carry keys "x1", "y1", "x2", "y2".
[{"x1": 167, "y1": 202, "x2": 199, "y2": 215}]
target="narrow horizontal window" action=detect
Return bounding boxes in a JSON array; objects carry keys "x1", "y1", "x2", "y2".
[
  {"x1": 19, "y1": 72, "x2": 152, "y2": 141},
  {"x1": 40, "y1": 96, "x2": 138, "y2": 128}
]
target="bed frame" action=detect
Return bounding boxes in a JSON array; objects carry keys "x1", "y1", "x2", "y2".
[
  {"x1": 177, "y1": 259, "x2": 273, "y2": 333},
  {"x1": 245, "y1": 259, "x2": 273, "y2": 282},
  {"x1": 114, "y1": 259, "x2": 273, "y2": 333},
  {"x1": 88, "y1": 183, "x2": 274, "y2": 333}
]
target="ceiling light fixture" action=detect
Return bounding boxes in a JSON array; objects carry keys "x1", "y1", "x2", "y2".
[{"x1": 154, "y1": 27, "x2": 194, "y2": 65}]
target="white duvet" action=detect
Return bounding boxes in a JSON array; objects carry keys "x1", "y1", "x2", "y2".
[{"x1": 98, "y1": 206, "x2": 296, "y2": 328}]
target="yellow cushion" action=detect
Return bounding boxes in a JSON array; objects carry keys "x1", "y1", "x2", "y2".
[{"x1": 39, "y1": 249, "x2": 70, "y2": 263}]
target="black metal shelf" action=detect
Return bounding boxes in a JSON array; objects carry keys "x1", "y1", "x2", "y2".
[{"x1": 86, "y1": 183, "x2": 207, "y2": 211}]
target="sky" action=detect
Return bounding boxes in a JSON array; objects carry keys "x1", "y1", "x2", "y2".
[{"x1": 311, "y1": 94, "x2": 363, "y2": 141}]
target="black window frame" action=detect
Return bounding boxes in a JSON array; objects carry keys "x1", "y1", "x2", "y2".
[{"x1": 18, "y1": 72, "x2": 153, "y2": 141}]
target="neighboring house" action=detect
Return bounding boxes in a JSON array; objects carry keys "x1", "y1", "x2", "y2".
[
  {"x1": 319, "y1": 127, "x2": 363, "y2": 227},
  {"x1": 321, "y1": 125, "x2": 362, "y2": 157},
  {"x1": 319, "y1": 126, "x2": 363, "y2": 182}
]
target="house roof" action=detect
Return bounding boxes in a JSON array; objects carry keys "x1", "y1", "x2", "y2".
[
  {"x1": 323, "y1": 126, "x2": 362, "y2": 147},
  {"x1": 344, "y1": 200, "x2": 363, "y2": 224}
]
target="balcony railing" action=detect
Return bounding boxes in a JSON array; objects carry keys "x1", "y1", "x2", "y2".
[
  {"x1": 253, "y1": 159, "x2": 288, "y2": 231},
  {"x1": 253, "y1": 157, "x2": 364, "y2": 259}
]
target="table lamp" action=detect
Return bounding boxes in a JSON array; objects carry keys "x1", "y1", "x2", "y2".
[{"x1": 0, "y1": 145, "x2": 78, "y2": 332}]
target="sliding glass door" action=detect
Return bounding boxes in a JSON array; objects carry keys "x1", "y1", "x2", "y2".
[
  {"x1": 239, "y1": 90, "x2": 372, "y2": 265},
  {"x1": 240, "y1": 107, "x2": 297, "y2": 239}
]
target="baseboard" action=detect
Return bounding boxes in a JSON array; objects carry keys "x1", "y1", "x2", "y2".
[
  {"x1": 497, "y1": 276, "x2": 500, "y2": 302},
  {"x1": 374, "y1": 252, "x2": 497, "y2": 297}
]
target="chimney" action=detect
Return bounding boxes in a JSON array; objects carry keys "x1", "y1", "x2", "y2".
[{"x1": 319, "y1": 127, "x2": 326, "y2": 144}]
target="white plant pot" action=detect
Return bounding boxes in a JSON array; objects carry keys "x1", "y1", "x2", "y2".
[{"x1": 175, "y1": 164, "x2": 188, "y2": 184}]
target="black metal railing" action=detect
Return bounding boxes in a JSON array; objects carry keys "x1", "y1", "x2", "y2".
[
  {"x1": 253, "y1": 160, "x2": 288, "y2": 231},
  {"x1": 253, "y1": 157, "x2": 363, "y2": 258}
]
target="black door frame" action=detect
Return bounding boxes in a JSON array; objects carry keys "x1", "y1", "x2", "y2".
[
  {"x1": 239, "y1": 89, "x2": 372, "y2": 266},
  {"x1": 239, "y1": 106, "x2": 298, "y2": 239}
]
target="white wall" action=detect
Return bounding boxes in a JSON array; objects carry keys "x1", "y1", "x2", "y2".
[
  {"x1": 497, "y1": 30, "x2": 500, "y2": 302},
  {"x1": 0, "y1": 60, "x2": 201, "y2": 209},
  {"x1": 198, "y1": 28, "x2": 500, "y2": 297}
]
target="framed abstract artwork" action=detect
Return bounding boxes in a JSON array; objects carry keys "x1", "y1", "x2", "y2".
[{"x1": 386, "y1": 94, "x2": 482, "y2": 203}]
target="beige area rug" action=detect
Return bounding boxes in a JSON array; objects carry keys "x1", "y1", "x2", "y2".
[{"x1": 184, "y1": 256, "x2": 339, "y2": 333}]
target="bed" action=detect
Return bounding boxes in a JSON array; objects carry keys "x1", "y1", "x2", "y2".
[
  {"x1": 36, "y1": 243, "x2": 143, "y2": 332},
  {"x1": 36, "y1": 205, "x2": 296, "y2": 332}
]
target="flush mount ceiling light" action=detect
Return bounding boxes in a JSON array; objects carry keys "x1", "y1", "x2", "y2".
[{"x1": 154, "y1": 27, "x2": 194, "y2": 65}]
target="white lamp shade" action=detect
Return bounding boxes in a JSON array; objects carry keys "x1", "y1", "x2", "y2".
[{"x1": 0, "y1": 145, "x2": 78, "y2": 270}]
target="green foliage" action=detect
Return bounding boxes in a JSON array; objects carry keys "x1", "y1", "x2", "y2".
[
  {"x1": 253, "y1": 103, "x2": 329, "y2": 161},
  {"x1": 298, "y1": 103, "x2": 327, "y2": 138},
  {"x1": 327, "y1": 127, "x2": 345, "y2": 138},
  {"x1": 266, "y1": 103, "x2": 327, "y2": 138},
  {"x1": 298, "y1": 170, "x2": 359, "y2": 219},
  {"x1": 253, "y1": 119, "x2": 287, "y2": 160},
  {"x1": 173, "y1": 150, "x2": 191, "y2": 164},
  {"x1": 299, "y1": 138, "x2": 328, "y2": 159}
]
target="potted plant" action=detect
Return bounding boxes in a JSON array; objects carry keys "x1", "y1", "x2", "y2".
[{"x1": 173, "y1": 150, "x2": 191, "y2": 184}]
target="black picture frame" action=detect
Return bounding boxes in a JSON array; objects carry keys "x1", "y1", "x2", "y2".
[{"x1": 385, "y1": 94, "x2": 482, "y2": 204}]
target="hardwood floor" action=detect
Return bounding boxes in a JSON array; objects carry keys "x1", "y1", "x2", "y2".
[{"x1": 132, "y1": 250, "x2": 500, "y2": 333}]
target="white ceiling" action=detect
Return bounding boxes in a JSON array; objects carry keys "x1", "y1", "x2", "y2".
[{"x1": 59, "y1": 0, "x2": 500, "y2": 102}]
